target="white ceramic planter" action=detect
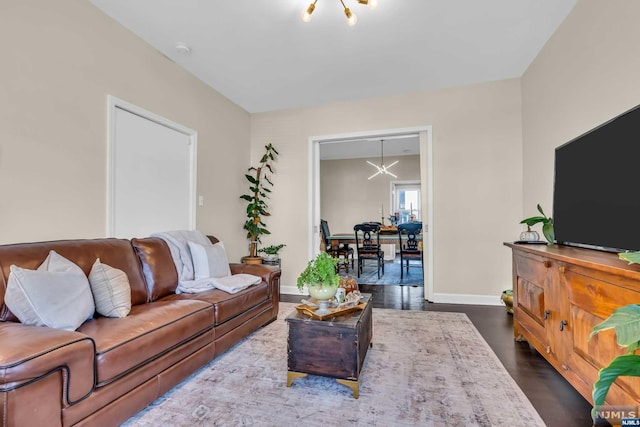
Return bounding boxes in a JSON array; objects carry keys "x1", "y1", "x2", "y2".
[
  {"x1": 307, "y1": 284, "x2": 338, "y2": 315},
  {"x1": 308, "y1": 284, "x2": 338, "y2": 300}
]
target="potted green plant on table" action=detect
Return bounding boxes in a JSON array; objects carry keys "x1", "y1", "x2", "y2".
[
  {"x1": 296, "y1": 252, "x2": 339, "y2": 315},
  {"x1": 520, "y1": 204, "x2": 555, "y2": 244},
  {"x1": 258, "y1": 244, "x2": 286, "y2": 263},
  {"x1": 240, "y1": 143, "x2": 279, "y2": 264}
]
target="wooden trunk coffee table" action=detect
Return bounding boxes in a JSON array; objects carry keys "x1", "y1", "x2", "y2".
[{"x1": 285, "y1": 294, "x2": 373, "y2": 398}]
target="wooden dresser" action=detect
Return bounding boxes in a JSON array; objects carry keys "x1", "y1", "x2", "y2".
[{"x1": 505, "y1": 243, "x2": 640, "y2": 407}]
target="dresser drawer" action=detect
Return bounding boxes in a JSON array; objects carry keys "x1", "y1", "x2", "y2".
[
  {"x1": 516, "y1": 277, "x2": 546, "y2": 325},
  {"x1": 514, "y1": 252, "x2": 549, "y2": 287}
]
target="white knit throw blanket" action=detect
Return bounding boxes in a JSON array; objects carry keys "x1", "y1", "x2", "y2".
[
  {"x1": 151, "y1": 230, "x2": 219, "y2": 293},
  {"x1": 151, "y1": 230, "x2": 260, "y2": 294}
]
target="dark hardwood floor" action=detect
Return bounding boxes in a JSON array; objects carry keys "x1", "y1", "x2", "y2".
[{"x1": 281, "y1": 285, "x2": 594, "y2": 427}]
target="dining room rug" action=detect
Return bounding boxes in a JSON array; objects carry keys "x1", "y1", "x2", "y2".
[
  {"x1": 352, "y1": 257, "x2": 424, "y2": 286},
  {"x1": 122, "y1": 303, "x2": 544, "y2": 427}
]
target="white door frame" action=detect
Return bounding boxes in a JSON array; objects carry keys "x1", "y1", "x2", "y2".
[
  {"x1": 106, "y1": 95, "x2": 198, "y2": 237},
  {"x1": 308, "y1": 126, "x2": 434, "y2": 301}
]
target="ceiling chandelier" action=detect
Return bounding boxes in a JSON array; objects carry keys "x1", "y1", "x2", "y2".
[
  {"x1": 367, "y1": 140, "x2": 398, "y2": 180},
  {"x1": 302, "y1": 0, "x2": 378, "y2": 26}
]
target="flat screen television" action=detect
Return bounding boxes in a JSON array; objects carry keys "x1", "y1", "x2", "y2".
[{"x1": 553, "y1": 104, "x2": 640, "y2": 253}]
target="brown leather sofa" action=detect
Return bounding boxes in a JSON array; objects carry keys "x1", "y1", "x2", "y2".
[{"x1": 0, "y1": 236, "x2": 281, "y2": 427}]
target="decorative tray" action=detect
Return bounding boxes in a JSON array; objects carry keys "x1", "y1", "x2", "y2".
[{"x1": 295, "y1": 301, "x2": 367, "y2": 321}]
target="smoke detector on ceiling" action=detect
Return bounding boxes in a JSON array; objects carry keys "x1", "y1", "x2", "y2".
[{"x1": 174, "y1": 43, "x2": 191, "y2": 55}]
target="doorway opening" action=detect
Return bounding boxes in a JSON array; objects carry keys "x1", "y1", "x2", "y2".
[{"x1": 308, "y1": 126, "x2": 433, "y2": 301}]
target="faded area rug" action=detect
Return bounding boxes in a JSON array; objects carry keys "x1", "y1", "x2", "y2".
[{"x1": 122, "y1": 303, "x2": 543, "y2": 426}]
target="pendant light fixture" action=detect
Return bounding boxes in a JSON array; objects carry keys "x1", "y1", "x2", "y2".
[
  {"x1": 302, "y1": 0, "x2": 378, "y2": 26},
  {"x1": 367, "y1": 140, "x2": 398, "y2": 180}
]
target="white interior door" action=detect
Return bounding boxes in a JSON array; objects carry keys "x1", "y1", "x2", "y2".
[{"x1": 107, "y1": 97, "x2": 197, "y2": 238}]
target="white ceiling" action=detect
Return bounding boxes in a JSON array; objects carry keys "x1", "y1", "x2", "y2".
[{"x1": 89, "y1": 0, "x2": 576, "y2": 114}]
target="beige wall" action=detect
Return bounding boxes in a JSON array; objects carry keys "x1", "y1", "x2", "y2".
[
  {"x1": 252, "y1": 79, "x2": 523, "y2": 300},
  {"x1": 320, "y1": 155, "x2": 421, "y2": 234},
  {"x1": 522, "y1": 0, "x2": 640, "y2": 215},
  {"x1": 11, "y1": 1, "x2": 634, "y2": 303},
  {"x1": 0, "y1": 2, "x2": 251, "y2": 262}
]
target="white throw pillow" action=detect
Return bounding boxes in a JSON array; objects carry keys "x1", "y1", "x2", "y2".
[
  {"x1": 88, "y1": 258, "x2": 132, "y2": 318},
  {"x1": 188, "y1": 241, "x2": 231, "y2": 279},
  {"x1": 5, "y1": 251, "x2": 95, "y2": 331}
]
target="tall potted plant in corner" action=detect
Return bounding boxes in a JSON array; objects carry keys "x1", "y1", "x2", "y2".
[{"x1": 240, "y1": 143, "x2": 279, "y2": 264}]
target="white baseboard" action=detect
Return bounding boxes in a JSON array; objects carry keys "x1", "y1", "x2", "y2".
[
  {"x1": 281, "y1": 285, "x2": 305, "y2": 296},
  {"x1": 281, "y1": 285, "x2": 503, "y2": 307},
  {"x1": 430, "y1": 293, "x2": 502, "y2": 306}
]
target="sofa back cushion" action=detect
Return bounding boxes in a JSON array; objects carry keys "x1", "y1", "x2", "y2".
[
  {"x1": 131, "y1": 237, "x2": 179, "y2": 301},
  {"x1": 0, "y1": 239, "x2": 148, "y2": 322}
]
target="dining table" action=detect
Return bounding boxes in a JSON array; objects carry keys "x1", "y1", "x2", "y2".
[
  {"x1": 328, "y1": 227, "x2": 423, "y2": 260},
  {"x1": 328, "y1": 228, "x2": 423, "y2": 245},
  {"x1": 328, "y1": 233, "x2": 410, "y2": 244}
]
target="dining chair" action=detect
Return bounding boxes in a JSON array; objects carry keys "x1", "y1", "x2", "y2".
[
  {"x1": 320, "y1": 219, "x2": 354, "y2": 271},
  {"x1": 354, "y1": 223, "x2": 385, "y2": 279},
  {"x1": 398, "y1": 222, "x2": 423, "y2": 279}
]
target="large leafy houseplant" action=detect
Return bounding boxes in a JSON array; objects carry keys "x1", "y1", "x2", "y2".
[
  {"x1": 520, "y1": 204, "x2": 555, "y2": 244},
  {"x1": 590, "y1": 303, "x2": 640, "y2": 420},
  {"x1": 296, "y1": 252, "x2": 339, "y2": 292},
  {"x1": 590, "y1": 251, "x2": 640, "y2": 419},
  {"x1": 240, "y1": 143, "x2": 279, "y2": 259}
]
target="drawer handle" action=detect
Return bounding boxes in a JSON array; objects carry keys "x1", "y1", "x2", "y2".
[
  {"x1": 558, "y1": 266, "x2": 566, "y2": 273},
  {"x1": 543, "y1": 261, "x2": 552, "y2": 268},
  {"x1": 560, "y1": 320, "x2": 568, "y2": 331},
  {"x1": 543, "y1": 309, "x2": 550, "y2": 320}
]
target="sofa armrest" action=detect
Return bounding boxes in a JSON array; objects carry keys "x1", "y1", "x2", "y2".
[
  {"x1": 0, "y1": 322, "x2": 96, "y2": 405},
  {"x1": 229, "y1": 263, "x2": 281, "y2": 298}
]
